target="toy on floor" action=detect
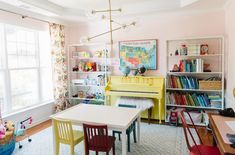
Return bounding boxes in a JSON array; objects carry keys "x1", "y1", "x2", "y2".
[
  {"x1": 15, "y1": 117, "x2": 33, "y2": 149},
  {"x1": 0, "y1": 122, "x2": 6, "y2": 139},
  {"x1": 0, "y1": 120, "x2": 15, "y2": 155},
  {"x1": 169, "y1": 111, "x2": 178, "y2": 126}
]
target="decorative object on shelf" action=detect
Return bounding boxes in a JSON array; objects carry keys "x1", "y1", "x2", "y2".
[
  {"x1": 132, "y1": 69, "x2": 138, "y2": 76},
  {"x1": 187, "y1": 44, "x2": 201, "y2": 56},
  {"x1": 119, "y1": 66, "x2": 131, "y2": 76},
  {"x1": 78, "y1": 61, "x2": 85, "y2": 71},
  {"x1": 175, "y1": 49, "x2": 179, "y2": 56},
  {"x1": 138, "y1": 65, "x2": 146, "y2": 76},
  {"x1": 203, "y1": 63, "x2": 211, "y2": 72},
  {"x1": 180, "y1": 44, "x2": 187, "y2": 55},
  {"x1": 72, "y1": 65, "x2": 79, "y2": 71},
  {"x1": 200, "y1": 44, "x2": 209, "y2": 55},
  {"x1": 94, "y1": 50, "x2": 103, "y2": 58},
  {"x1": 119, "y1": 39, "x2": 157, "y2": 69},
  {"x1": 94, "y1": 49, "x2": 109, "y2": 58},
  {"x1": 171, "y1": 64, "x2": 179, "y2": 72},
  {"x1": 78, "y1": 91, "x2": 85, "y2": 98},
  {"x1": 78, "y1": 51, "x2": 91, "y2": 58},
  {"x1": 97, "y1": 74, "x2": 105, "y2": 86}
]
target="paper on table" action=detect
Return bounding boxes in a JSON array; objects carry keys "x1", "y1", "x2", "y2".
[{"x1": 226, "y1": 121, "x2": 235, "y2": 132}]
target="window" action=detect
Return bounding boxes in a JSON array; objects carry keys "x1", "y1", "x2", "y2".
[{"x1": 0, "y1": 24, "x2": 53, "y2": 114}]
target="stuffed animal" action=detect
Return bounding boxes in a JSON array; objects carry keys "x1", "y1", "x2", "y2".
[
  {"x1": 0, "y1": 123, "x2": 6, "y2": 139},
  {"x1": 5, "y1": 121, "x2": 14, "y2": 131},
  {"x1": 86, "y1": 62, "x2": 93, "y2": 71}
]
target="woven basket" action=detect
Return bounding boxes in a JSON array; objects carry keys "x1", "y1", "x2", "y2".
[{"x1": 199, "y1": 81, "x2": 222, "y2": 90}]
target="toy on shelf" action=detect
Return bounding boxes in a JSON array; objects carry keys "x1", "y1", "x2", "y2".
[
  {"x1": 78, "y1": 51, "x2": 91, "y2": 58},
  {"x1": 15, "y1": 117, "x2": 33, "y2": 149},
  {"x1": 94, "y1": 49, "x2": 109, "y2": 58},
  {"x1": 119, "y1": 66, "x2": 131, "y2": 76},
  {"x1": 97, "y1": 74, "x2": 105, "y2": 86},
  {"x1": 138, "y1": 65, "x2": 146, "y2": 76}
]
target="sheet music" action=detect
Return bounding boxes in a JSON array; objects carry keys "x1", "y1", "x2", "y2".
[{"x1": 226, "y1": 121, "x2": 235, "y2": 132}]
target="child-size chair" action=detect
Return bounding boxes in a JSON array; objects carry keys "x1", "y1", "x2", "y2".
[
  {"x1": 112, "y1": 104, "x2": 137, "y2": 152},
  {"x1": 83, "y1": 123, "x2": 116, "y2": 155},
  {"x1": 53, "y1": 118, "x2": 84, "y2": 155}
]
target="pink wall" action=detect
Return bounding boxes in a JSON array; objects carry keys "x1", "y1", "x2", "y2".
[
  {"x1": 225, "y1": 0, "x2": 235, "y2": 109},
  {"x1": 69, "y1": 10, "x2": 225, "y2": 76}
]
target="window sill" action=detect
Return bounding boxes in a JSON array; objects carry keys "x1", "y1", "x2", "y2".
[{"x1": 2, "y1": 100, "x2": 54, "y2": 119}]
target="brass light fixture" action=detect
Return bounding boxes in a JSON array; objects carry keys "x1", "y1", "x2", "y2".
[{"x1": 81, "y1": 0, "x2": 136, "y2": 53}]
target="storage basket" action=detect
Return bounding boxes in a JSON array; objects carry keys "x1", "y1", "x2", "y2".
[
  {"x1": 0, "y1": 139, "x2": 15, "y2": 155},
  {"x1": 199, "y1": 81, "x2": 222, "y2": 90}
]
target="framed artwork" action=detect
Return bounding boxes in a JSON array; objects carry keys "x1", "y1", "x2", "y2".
[{"x1": 119, "y1": 39, "x2": 157, "y2": 70}]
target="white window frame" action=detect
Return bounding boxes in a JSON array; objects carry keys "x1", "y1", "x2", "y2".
[{"x1": 0, "y1": 24, "x2": 53, "y2": 115}]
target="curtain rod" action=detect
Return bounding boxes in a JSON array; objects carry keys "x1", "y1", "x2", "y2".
[{"x1": 0, "y1": 8, "x2": 51, "y2": 24}]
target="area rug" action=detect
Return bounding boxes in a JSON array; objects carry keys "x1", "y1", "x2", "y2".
[{"x1": 13, "y1": 123, "x2": 189, "y2": 155}]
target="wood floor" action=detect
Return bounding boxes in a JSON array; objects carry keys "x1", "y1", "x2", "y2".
[
  {"x1": 16, "y1": 120, "x2": 52, "y2": 142},
  {"x1": 19, "y1": 119, "x2": 214, "y2": 146}
]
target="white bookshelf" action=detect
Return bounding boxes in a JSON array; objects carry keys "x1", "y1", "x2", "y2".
[
  {"x1": 165, "y1": 36, "x2": 224, "y2": 123},
  {"x1": 67, "y1": 43, "x2": 111, "y2": 105}
]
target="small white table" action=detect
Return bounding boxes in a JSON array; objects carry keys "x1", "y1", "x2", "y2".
[{"x1": 50, "y1": 104, "x2": 141, "y2": 155}]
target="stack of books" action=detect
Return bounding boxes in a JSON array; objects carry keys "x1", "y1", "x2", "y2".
[
  {"x1": 208, "y1": 94, "x2": 222, "y2": 108},
  {"x1": 168, "y1": 75, "x2": 199, "y2": 89}
]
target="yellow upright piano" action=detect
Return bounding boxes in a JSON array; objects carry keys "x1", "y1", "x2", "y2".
[{"x1": 105, "y1": 76, "x2": 165, "y2": 123}]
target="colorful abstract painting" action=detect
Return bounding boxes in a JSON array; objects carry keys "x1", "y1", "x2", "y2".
[{"x1": 119, "y1": 40, "x2": 157, "y2": 69}]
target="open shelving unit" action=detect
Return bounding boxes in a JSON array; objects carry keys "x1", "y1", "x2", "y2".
[
  {"x1": 67, "y1": 43, "x2": 111, "y2": 105},
  {"x1": 165, "y1": 36, "x2": 224, "y2": 125}
]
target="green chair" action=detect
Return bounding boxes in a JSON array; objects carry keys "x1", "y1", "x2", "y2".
[{"x1": 112, "y1": 104, "x2": 137, "y2": 152}]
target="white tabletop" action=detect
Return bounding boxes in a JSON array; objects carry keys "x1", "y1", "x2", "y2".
[{"x1": 50, "y1": 104, "x2": 141, "y2": 130}]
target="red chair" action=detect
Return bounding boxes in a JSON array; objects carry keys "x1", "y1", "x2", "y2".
[
  {"x1": 83, "y1": 124, "x2": 116, "y2": 155},
  {"x1": 179, "y1": 111, "x2": 221, "y2": 155}
]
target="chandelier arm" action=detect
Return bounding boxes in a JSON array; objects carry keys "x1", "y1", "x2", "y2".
[
  {"x1": 92, "y1": 9, "x2": 121, "y2": 13},
  {"x1": 88, "y1": 27, "x2": 122, "y2": 41}
]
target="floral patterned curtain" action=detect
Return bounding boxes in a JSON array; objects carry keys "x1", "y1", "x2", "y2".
[{"x1": 49, "y1": 23, "x2": 70, "y2": 112}]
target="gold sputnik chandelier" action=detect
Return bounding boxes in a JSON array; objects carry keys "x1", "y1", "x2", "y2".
[{"x1": 80, "y1": 0, "x2": 136, "y2": 52}]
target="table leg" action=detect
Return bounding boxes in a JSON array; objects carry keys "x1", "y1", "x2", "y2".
[
  {"x1": 159, "y1": 99, "x2": 162, "y2": 124},
  {"x1": 137, "y1": 115, "x2": 140, "y2": 144},
  {"x1": 121, "y1": 130, "x2": 127, "y2": 155},
  {"x1": 148, "y1": 108, "x2": 152, "y2": 124},
  {"x1": 52, "y1": 120, "x2": 56, "y2": 155}
]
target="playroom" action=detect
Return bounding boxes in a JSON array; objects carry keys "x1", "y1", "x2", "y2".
[{"x1": 0, "y1": 0, "x2": 235, "y2": 155}]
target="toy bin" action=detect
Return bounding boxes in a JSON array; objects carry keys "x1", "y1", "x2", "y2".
[{"x1": 0, "y1": 139, "x2": 15, "y2": 155}]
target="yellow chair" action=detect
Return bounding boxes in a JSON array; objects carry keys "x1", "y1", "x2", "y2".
[{"x1": 53, "y1": 118, "x2": 84, "y2": 155}]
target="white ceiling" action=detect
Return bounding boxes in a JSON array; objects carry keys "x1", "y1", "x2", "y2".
[{"x1": 0, "y1": 0, "x2": 228, "y2": 24}]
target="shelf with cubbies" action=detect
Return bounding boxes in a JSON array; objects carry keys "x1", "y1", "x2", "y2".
[
  {"x1": 68, "y1": 43, "x2": 112, "y2": 105},
  {"x1": 165, "y1": 36, "x2": 224, "y2": 124}
]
